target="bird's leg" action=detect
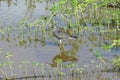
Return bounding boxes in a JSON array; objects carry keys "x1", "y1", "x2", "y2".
[
  {"x1": 60, "y1": 39, "x2": 62, "y2": 44},
  {"x1": 59, "y1": 40, "x2": 65, "y2": 56},
  {"x1": 60, "y1": 40, "x2": 64, "y2": 48}
]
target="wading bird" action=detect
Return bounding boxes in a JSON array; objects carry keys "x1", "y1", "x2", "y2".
[{"x1": 52, "y1": 25, "x2": 78, "y2": 44}]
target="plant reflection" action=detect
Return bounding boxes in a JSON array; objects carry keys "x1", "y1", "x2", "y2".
[
  {"x1": 49, "y1": 39, "x2": 79, "y2": 67},
  {"x1": 25, "y1": 0, "x2": 36, "y2": 19},
  {"x1": 0, "y1": 0, "x2": 17, "y2": 7},
  {"x1": 7, "y1": 0, "x2": 12, "y2": 7}
]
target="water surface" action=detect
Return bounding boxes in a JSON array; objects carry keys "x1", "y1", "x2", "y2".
[{"x1": 0, "y1": 0, "x2": 120, "y2": 80}]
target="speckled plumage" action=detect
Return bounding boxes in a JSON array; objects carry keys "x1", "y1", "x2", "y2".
[{"x1": 52, "y1": 25, "x2": 77, "y2": 43}]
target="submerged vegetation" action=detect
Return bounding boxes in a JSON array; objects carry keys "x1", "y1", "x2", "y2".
[
  {"x1": 0, "y1": 0, "x2": 119, "y2": 48},
  {"x1": 0, "y1": 48, "x2": 120, "y2": 80},
  {"x1": 0, "y1": 0, "x2": 120, "y2": 79},
  {"x1": 112, "y1": 55, "x2": 120, "y2": 70}
]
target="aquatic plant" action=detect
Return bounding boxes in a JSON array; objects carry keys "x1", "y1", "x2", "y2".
[
  {"x1": 0, "y1": 28, "x2": 4, "y2": 39},
  {"x1": 75, "y1": 64, "x2": 84, "y2": 77},
  {"x1": 102, "y1": 43, "x2": 112, "y2": 51},
  {"x1": 40, "y1": 63, "x2": 45, "y2": 77},
  {"x1": 32, "y1": 61, "x2": 39, "y2": 77},
  {"x1": 102, "y1": 39, "x2": 120, "y2": 51},
  {"x1": 18, "y1": 65, "x2": 23, "y2": 77},
  {"x1": 0, "y1": 48, "x2": 2, "y2": 54},
  {"x1": 0, "y1": 0, "x2": 120, "y2": 79},
  {"x1": 65, "y1": 62, "x2": 76, "y2": 76},
  {"x1": 19, "y1": 40, "x2": 27, "y2": 46},
  {"x1": 46, "y1": 64, "x2": 52, "y2": 77},
  {"x1": 90, "y1": 60, "x2": 95, "y2": 72},
  {"x1": 112, "y1": 55, "x2": 120, "y2": 70},
  {"x1": 5, "y1": 52, "x2": 15, "y2": 79},
  {"x1": 22, "y1": 59, "x2": 30, "y2": 78},
  {"x1": 54, "y1": 58, "x2": 65, "y2": 76},
  {"x1": 0, "y1": 61, "x2": 8, "y2": 80},
  {"x1": 111, "y1": 39, "x2": 120, "y2": 47},
  {"x1": 94, "y1": 50, "x2": 107, "y2": 67}
]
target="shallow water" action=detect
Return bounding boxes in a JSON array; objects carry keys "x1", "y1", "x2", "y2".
[{"x1": 0, "y1": 0, "x2": 120, "y2": 80}]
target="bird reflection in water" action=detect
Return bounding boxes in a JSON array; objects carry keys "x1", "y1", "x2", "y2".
[{"x1": 49, "y1": 39, "x2": 79, "y2": 67}]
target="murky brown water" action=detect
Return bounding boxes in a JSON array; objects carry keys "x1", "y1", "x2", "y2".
[{"x1": 0, "y1": 0, "x2": 120, "y2": 80}]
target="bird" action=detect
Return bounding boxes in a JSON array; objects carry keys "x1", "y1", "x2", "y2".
[{"x1": 51, "y1": 25, "x2": 78, "y2": 44}]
